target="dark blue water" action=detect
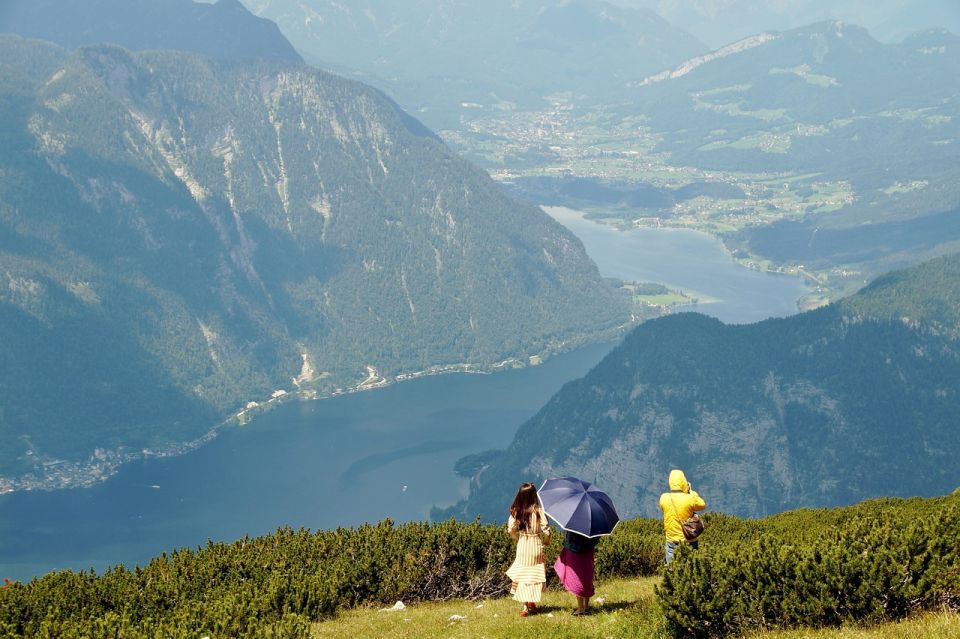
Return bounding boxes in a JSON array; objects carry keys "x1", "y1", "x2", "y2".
[
  {"x1": 0, "y1": 212, "x2": 810, "y2": 582},
  {"x1": 0, "y1": 343, "x2": 614, "y2": 581}
]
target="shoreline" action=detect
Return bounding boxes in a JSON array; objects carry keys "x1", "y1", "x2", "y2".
[
  {"x1": 1, "y1": 212, "x2": 815, "y2": 497},
  {"x1": 542, "y1": 204, "x2": 817, "y2": 312},
  {"x1": 0, "y1": 317, "x2": 641, "y2": 497}
]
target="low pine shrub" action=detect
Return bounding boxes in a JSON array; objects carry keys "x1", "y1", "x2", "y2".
[
  {"x1": 0, "y1": 519, "x2": 538, "y2": 637},
  {"x1": 656, "y1": 503, "x2": 960, "y2": 638},
  {"x1": 1, "y1": 493, "x2": 956, "y2": 637},
  {"x1": 595, "y1": 517, "x2": 663, "y2": 578}
]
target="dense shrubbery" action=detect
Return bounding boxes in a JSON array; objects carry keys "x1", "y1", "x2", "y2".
[
  {"x1": 0, "y1": 520, "x2": 517, "y2": 638},
  {"x1": 1, "y1": 494, "x2": 958, "y2": 637},
  {"x1": 657, "y1": 496, "x2": 960, "y2": 637},
  {"x1": 0, "y1": 515, "x2": 665, "y2": 638}
]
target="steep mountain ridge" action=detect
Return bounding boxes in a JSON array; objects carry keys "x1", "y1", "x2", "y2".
[
  {"x1": 0, "y1": 36, "x2": 631, "y2": 490},
  {"x1": 445, "y1": 254, "x2": 960, "y2": 521}
]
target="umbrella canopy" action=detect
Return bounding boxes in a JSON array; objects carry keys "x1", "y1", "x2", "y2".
[{"x1": 538, "y1": 476, "x2": 620, "y2": 538}]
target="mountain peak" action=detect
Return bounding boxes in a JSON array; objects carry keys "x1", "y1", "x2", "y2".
[{"x1": 0, "y1": 37, "x2": 632, "y2": 490}]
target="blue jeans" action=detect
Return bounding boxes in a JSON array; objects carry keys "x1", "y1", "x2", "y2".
[{"x1": 665, "y1": 539, "x2": 699, "y2": 565}]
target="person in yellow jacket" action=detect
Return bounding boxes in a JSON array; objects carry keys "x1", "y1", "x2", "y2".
[{"x1": 658, "y1": 469, "x2": 706, "y2": 564}]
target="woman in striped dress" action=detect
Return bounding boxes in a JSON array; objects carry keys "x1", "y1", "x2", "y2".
[{"x1": 505, "y1": 482, "x2": 551, "y2": 617}]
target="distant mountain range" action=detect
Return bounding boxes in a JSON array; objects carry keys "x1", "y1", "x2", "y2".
[
  {"x1": 0, "y1": 0, "x2": 302, "y2": 62},
  {"x1": 631, "y1": 22, "x2": 959, "y2": 179},
  {"x1": 0, "y1": 35, "x2": 631, "y2": 490},
  {"x1": 610, "y1": 0, "x2": 960, "y2": 48},
  {"x1": 445, "y1": 253, "x2": 960, "y2": 520},
  {"x1": 239, "y1": 0, "x2": 708, "y2": 126},
  {"x1": 619, "y1": 20, "x2": 960, "y2": 291},
  {"x1": 221, "y1": 0, "x2": 960, "y2": 299}
]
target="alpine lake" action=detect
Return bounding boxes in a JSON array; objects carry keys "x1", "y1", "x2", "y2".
[{"x1": 0, "y1": 208, "x2": 810, "y2": 581}]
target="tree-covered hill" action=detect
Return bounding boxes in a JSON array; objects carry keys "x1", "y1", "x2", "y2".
[
  {"x1": 445, "y1": 253, "x2": 960, "y2": 521},
  {"x1": 0, "y1": 0, "x2": 302, "y2": 63},
  {"x1": 0, "y1": 35, "x2": 632, "y2": 490}
]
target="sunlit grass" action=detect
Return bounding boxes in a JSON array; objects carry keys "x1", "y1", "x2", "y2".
[
  {"x1": 311, "y1": 576, "x2": 960, "y2": 639},
  {"x1": 746, "y1": 612, "x2": 960, "y2": 639},
  {"x1": 311, "y1": 577, "x2": 666, "y2": 639},
  {"x1": 634, "y1": 293, "x2": 695, "y2": 306}
]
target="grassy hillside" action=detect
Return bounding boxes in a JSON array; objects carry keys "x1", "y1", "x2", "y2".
[
  {"x1": 1, "y1": 493, "x2": 957, "y2": 638},
  {"x1": 311, "y1": 579, "x2": 960, "y2": 639}
]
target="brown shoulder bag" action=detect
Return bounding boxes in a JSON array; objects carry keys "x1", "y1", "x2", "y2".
[{"x1": 671, "y1": 494, "x2": 705, "y2": 541}]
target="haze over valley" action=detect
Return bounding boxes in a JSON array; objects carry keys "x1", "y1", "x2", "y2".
[{"x1": 1, "y1": 0, "x2": 959, "y2": 601}]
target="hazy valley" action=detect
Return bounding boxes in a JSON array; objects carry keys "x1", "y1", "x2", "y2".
[
  {"x1": 0, "y1": 1, "x2": 959, "y2": 636},
  {"x1": 442, "y1": 21, "x2": 960, "y2": 308}
]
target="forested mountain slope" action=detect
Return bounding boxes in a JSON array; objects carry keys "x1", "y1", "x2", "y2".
[
  {"x1": 0, "y1": 36, "x2": 631, "y2": 489},
  {"x1": 446, "y1": 254, "x2": 960, "y2": 520}
]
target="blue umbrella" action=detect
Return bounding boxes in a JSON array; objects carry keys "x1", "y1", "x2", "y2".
[{"x1": 538, "y1": 476, "x2": 620, "y2": 538}]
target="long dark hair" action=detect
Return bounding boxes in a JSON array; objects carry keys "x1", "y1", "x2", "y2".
[{"x1": 509, "y1": 482, "x2": 541, "y2": 532}]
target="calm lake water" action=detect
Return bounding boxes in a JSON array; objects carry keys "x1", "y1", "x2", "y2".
[
  {"x1": 0, "y1": 210, "x2": 810, "y2": 581},
  {"x1": 543, "y1": 206, "x2": 811, "y2": 324},
  {"x1": 0, "y1": 342, "x2": 614, "y2": 581}
]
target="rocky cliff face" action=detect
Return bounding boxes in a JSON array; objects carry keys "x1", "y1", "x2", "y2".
[
  {"x1": 446, "y1": 255, "x2": 960, "y2": 520},
  {"x1": 0, "y1": 36, "x2": 631, "y2": 488}
]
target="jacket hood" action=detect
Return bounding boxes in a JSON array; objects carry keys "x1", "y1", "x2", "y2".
[{"x1": 669, "y1": 469, "x2": 688, "y2": 492}]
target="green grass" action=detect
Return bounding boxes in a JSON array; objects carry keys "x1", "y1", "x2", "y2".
[
  {"x1": 311, "y1": 577, "x2": 666, "y2": 638},
  {"x1": 769, "y1": 66, "x2": 840, "y2": 88},
  {"x1": 312, "y1": 576, "x2": 960, "y2": 639},
  {"x1": 748, "y1": 613, "x2": 960, "y2": 638},
  {"x1": 728, "y1": 132, "x2": 792, "y2": 153},
  {"x1": 634, "y1": 293, "x2": 693, "y2": 306}
]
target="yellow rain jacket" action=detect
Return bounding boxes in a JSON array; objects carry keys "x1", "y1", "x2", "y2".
[{"x1": 658, "y1": 469, "x2": 706, "y2": 543}]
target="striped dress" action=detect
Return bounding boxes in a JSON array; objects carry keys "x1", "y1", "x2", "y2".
[{"x1": 505, "y1": 508, "x2": 549, "y2": 603}]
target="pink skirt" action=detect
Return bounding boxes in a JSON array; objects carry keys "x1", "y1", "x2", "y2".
[{"x1": 554, "y1": 548, "x2": 595, "y2": 598}]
